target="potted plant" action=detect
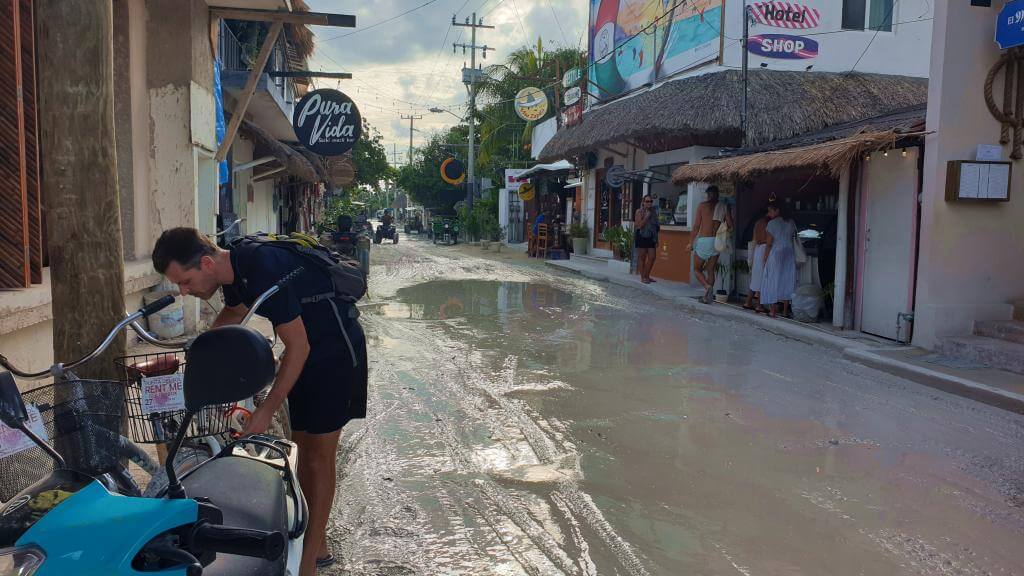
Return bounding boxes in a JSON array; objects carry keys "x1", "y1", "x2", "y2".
[
  {"x1": 569, "y1": 222, "x2": 589, "y2": 256},
  {"x1": 714, "y1": 261, "x2": 732, "y2": 303}
]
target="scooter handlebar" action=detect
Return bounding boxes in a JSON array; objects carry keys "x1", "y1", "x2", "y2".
[
  {"x1": 139, "y1": 294, "x2": 175, "y2": 318},
  {"x1": 190, "y1": 522, "x2": 286, "y2": 562}
]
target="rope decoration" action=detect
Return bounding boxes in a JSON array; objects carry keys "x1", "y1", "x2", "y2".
[{"x1": 984, "y1": 47, "x2": 1024, "y2": 160}]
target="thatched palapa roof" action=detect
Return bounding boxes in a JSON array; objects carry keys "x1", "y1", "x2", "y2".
[
  {"x1": 672, "y1": 105, "x2": 927, "y2": 184},
  {"x1": 285, "y1": 0, "x2": 314, "y2": 87},
  {"x1": 538, "y1": 70, "x2": 928, "y2": 162},
  {"x1": 239, "y1": 119, "x2": 318, "y2": 183}
]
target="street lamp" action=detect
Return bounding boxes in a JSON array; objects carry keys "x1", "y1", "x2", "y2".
[{"x1": 429, "y1": 108, "x2": 465, "y2": 122}]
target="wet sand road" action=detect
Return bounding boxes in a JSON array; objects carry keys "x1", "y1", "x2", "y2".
[{"x1": 324, "y1": 236, "x2": 1024, "y2": 576}]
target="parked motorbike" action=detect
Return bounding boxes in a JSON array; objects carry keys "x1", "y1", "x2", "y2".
[
  {"x1": 403, "y1": 215, "x2": 423, "y2": 235},
  {"x1": 321, "y1": 215, "x2": 371, "y2": 277},
  {"x1": 0, "y1": 272, "x2": 308, "y2": 576},
  {"x1": 431, "y1": 218, "x2": 459, "y2": 246}
]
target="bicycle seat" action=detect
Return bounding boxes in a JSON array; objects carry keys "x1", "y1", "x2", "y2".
[
  {"x1": 126, "y1": 355, "x2": 180, "y2": 378},
  {"x1": 182, "y1": 457, "x2": 288, "y2": 575}
]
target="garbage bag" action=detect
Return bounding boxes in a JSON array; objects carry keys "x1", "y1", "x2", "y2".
[{"x1": 792, "y1": 284, "x2": 823, "y2": 323}]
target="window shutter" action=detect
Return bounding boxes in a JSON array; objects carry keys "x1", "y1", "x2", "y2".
[{"x1": 0, "y1": 0, "x2": 41, "y2": 288}]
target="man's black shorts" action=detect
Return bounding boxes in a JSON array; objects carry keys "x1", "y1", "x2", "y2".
[{"x1": 287, "y1": 319, "x2": 368, "y2": 435}]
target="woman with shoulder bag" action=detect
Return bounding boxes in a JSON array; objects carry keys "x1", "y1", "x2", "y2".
[{"x1": 634, "y1": 194, "x2": 660, "y2": 284}]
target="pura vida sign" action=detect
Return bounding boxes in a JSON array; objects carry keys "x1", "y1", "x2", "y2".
[{"x1": 293, "y1": 89, "x2": 362, "y2": 156}]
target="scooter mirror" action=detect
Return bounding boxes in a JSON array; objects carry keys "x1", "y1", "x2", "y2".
[
  {"x1": 0, "y1": 371, "x2": 28, "y2": 428},
  {"x1": 183, "y1": 326, "x2": 275, "y2": 411}
]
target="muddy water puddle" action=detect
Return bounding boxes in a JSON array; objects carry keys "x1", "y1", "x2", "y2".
[{"x1": 336, "y1": 273, "x2": 1024, "y2": 576}]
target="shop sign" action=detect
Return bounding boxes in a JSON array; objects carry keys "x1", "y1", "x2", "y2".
[
  {"x1": 563, "y1": 86, "x2": 581, "y2": 106},
  {"x1": 518, "y1": 182, "x2": 536, "y2": 201},
  {"x1": 996, "y1": 0, "x2": 1024, "y2": 49},
  {"x1": 562, "y1": 67, "x2": 583, "y2": 88},
  {"x1": 515, "y1": 87, "x2": 549, "y2": 122},
  {"x1": 747, "y1": 34, "x2": 818, "y2": 59},
  {"x1": 606, "y1": 165, "x2": 626, "y2": 188},
  {"x1": 751, "y1": 2, "x2": 821, "y2": 29},
  {"x1": 292, "y1": 89, "x2": 362, "y2": 156},
  {"x1": 562, "y1": 103, "x2": 583, "y2": 127},
  {"x1": 505, "y1": 168, "x2": 528, "y2": 192},
  {"x1": 441, "y1": 157, "x2": 466, "y2": 186}
]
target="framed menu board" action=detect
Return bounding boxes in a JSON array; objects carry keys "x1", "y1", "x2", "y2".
[{"x1": 945, "y1": 160, "x2": 1012, "y2": 202}]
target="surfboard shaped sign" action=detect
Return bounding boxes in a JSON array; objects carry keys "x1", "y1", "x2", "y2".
[{"x1": 747, "y1": 34, "x2": 819, "y2": 59}]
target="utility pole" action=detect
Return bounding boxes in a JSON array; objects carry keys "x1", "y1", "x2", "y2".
[
  {"x1": 36, "y1": 0, "x2": 124, "y2": 466},
  {"x1": 453, "y1": 12, "x2": 493, "y2": 212},
  {"x1": 401, "y1": 113, "x2": 422, "y2": 166}
]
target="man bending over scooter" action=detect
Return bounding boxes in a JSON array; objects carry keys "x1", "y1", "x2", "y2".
[{"x1": 152, "y1": 228, "x2": 366, "y2": 575}]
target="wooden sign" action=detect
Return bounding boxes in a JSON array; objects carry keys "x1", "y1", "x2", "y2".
[{"x1": 945, "y1": 160, "x2": 1012, "y2": 202}]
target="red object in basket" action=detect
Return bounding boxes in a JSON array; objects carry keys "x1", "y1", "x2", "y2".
[{"x1": 128, "y1": 354, "x2": 180, "y2": 378}]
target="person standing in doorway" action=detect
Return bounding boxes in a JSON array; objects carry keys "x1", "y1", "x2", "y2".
[
  {"x1": 634, "y1": 194, "x2": 660, "y2": 283},
  {"x1": 688, "y1": 186, "x2": 733, "y2": 303},
  {"x1": 760, "y1": 201, "x2": 798, "y2": 318},
  {"x1": 744, "y1": 208, "x2": 770, "y2": 312},
  {"x1": 152, "y1": 228, "x2": 367, "y2": 575}
]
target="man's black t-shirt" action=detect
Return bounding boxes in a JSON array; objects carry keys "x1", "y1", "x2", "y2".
[{"x1": 222, "y1": 243, "x2": 349, "y2": 361}]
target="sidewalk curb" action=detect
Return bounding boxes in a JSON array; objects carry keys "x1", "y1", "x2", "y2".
[
  {"x1": 546, "y1": 259, "x2": 1024, "y2": 413},
  {"x1": 843, "y1": 348, "x2": 1024, "y2": 414}
]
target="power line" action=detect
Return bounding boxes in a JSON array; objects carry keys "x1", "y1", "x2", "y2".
[
  {"x1": 846, "y1": 0, "x2": 901, "y2": 75},
  {"x1": 321, "y1": 0, "x2": 442, "y2": 41},
  {"x1": 544, "y1": 0, "x2": 570, "y2": 48},
  {"x1": 508, "y1": 0, "x2": 528, "y2": 42}
]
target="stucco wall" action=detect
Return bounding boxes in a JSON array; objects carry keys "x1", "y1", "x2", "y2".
[{"x1": 914, "y1": 1, "x2": 1024, "y2": 349}]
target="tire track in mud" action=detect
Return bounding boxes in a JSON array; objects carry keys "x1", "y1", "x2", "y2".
[{"x1": 358, "y1": 302, "x2": 651, "y2": 576}]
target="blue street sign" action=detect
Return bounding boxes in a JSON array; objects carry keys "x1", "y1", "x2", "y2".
[{"x1": 997, "y1": 0, "x2": 1024, "y2": 49}]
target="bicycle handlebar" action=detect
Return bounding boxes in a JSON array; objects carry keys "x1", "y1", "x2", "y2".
[
  {"x1": 0, "y1": 297, "x2": 177, "y2": 380},
  {"x1": 189, "y1": 522, "x2": 285, "y2": 562}
]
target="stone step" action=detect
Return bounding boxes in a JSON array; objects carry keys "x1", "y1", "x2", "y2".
[
  {"x1": 570, "y1": 253, "x2": 610, "y2": 264},
  {"x1": 974, "y1": 320, "x2": 1024, "y2": 345},
  {"x1": 937, "y1": 335, "x2": 1024, "y2": 375}
]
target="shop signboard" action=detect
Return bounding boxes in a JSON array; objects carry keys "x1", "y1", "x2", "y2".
[
  {"x1": 750, "y1": 2, "x2": 821, "y2": 29},
  {"x1": 564, "y1": 86, "x2": 582, "y2": 106},
  {"x1": 292, "y1": 89, "x2": 362, "y2": 156},
  {"x1": 747, "y1": 34, "x2": 819, "y2": 59},
  {"x1": 588, "y1": 0, "x2": 723, "y2": 101},
  {"x1": 606, "y1": 165, "x2": 626, "y2": 188},
  {"x1": 997, "y1": 0, "x2": 1024, "y2": 49},
  {"x1": 504, "y1": 168, "x2": 528, "y2": 192},
  {"x1": 562, "y1": 67, "x2": 583, "y2": 88},
  {"x1": 562, "y1": 103, "x2": 584, "y2": 127},
  {"x1": 514, "y1": 87, "x2": 549, "y2": 122}
]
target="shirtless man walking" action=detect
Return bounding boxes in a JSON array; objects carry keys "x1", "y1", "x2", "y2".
[{"x1": 688, "y1": 186, "x2": 733, "y2": 303}]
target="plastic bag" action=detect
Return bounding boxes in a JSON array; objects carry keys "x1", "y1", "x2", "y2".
[{"x1": 792, "y1": 284, "x2": 823, "y2": 323}]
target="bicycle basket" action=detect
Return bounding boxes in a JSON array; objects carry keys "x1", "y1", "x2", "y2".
[
  {"x1": 0, "y1": 380, "x2": 124, "y2": 502},
  {"x1": 115, "y1": 352, "x2": 234, "y2": 444}
]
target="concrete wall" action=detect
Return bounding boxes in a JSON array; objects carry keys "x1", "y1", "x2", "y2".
[{"x1": 914, "y1": 1, "x2": 1023, "y2": 349}]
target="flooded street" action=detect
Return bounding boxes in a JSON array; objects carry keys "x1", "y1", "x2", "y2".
[{"x1": 326, "y1": 237, "x2": 1024, "y2": 576}]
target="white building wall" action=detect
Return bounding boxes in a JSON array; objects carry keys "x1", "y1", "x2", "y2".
[{"x1": 914, "y1": 1, "x2": 1024, "y2": 349}]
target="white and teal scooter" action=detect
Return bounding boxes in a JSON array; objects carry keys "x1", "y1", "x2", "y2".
[{"x1": 0, "y1": 272, "x2": 307, "y2": 576}]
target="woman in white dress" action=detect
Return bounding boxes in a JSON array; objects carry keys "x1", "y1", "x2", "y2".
[
  {"x1": 744, "y1": 209, "x2": 770, "y2": 312},
  {"x1": 759, "y1": 202, "x2": 798, "y2": 318}
]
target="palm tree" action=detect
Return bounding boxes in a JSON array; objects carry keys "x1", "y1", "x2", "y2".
[{"x1": 474, "y1": 40, "x2": 585, "y2": 182}]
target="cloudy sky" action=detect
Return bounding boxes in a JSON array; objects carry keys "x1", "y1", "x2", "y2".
[{"x1": 305, "y1": 0, "x2": 589, "y2": 165}]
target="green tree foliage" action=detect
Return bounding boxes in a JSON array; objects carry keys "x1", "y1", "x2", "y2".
[
  {"x1": 396, "y1": 127, "x2": 468, "y2": 213},
  {"x1": 475, "y1": 41, "x2": 586, "y2": 186},
  {"x1": 351, "y1": 119, "x2": 392, "y2": 191}
]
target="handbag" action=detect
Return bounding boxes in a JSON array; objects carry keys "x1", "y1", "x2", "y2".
[
  {"x1": 793, "y1": 234, "x2": 808, "y2": 264},
  {"x1": 714, "y1": 222, "x2": 730, "y2": 252}
]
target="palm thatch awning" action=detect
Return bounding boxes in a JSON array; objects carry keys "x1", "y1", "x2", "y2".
[
  {"x1": 538, "y1": 70, "x2": 928, "y2": 162},
  {"x1": 672, "y1": 105, "x2": 927, "y2": 184},
  {"x1": 239, "y1": 119, "x2": 318, "y2": 182},
  {"x1": 285, "y1": 0, "x2": 315, "y2": 88}
]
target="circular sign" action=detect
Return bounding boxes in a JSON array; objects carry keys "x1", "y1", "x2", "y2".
[
  {"x1": 606, "y1": 165, "x2": 626, "y2": 188},
  {"x1": 563, "y1": 86, "x2": 582, "y2": 106},
  {"x1": 441, "y1": 157, "x2": 466, "y2": 186},
  {"x1": 518, "y1": 182, "x2": 536, "y2": 201},
  {"x1": 292, "y1": 89, "x2": 362, "y2": 156},
  {"x1": 514, "y1": 87, "x2": 549, "y2": 122}
]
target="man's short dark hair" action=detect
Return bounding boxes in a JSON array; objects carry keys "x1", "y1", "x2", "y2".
[
  {"x1": 706, "y1": 185, "x2": 720, "y2": 198},
  {"x1": 152, "y1": 227, "x2": 218, "y2": 274}
]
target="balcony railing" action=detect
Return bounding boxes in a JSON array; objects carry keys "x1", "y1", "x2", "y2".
[{"x1": 219, "y1": 21, "x2": 294, "y2": 107}]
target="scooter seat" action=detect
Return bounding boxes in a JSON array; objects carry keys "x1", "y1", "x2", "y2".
[{"x1": 181, "y1": 457, "x2": 288, "y2": 576}]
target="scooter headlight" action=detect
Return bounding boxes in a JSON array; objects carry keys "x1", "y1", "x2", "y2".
[{"x1": 0, "y1": 546, "x2": 45, "y2": 576}]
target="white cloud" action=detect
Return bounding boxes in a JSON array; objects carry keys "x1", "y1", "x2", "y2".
[{"x1": 305, "y1": 0, "x2": 587, "y2": 164}]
